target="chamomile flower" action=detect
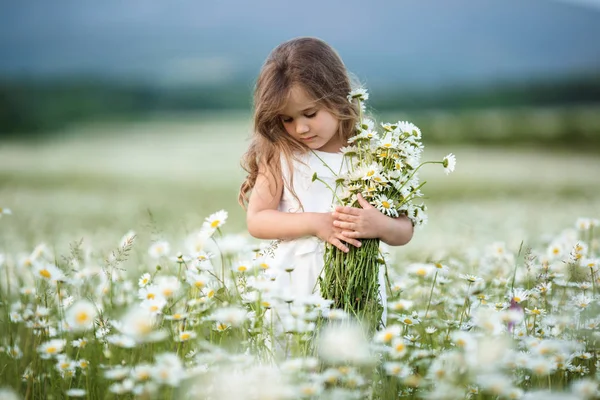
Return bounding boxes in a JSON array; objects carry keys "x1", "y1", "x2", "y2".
[
  {"x1": 38, "y1": 339, "x2": 66, "y2": 359},
  {"x1": 374, "y1": 195, "x2": 398, "y2": 217},
  {"x1": 374, "y1": 325, "x2": 402, "y2": 344},
  {"x1": 138, "y1": 273, "x2": 151, "y2": 288},
  {"x1": 65, "y1": 300, "x2": 97, "y2": 332},
  {"x1": 34, "y1": 263, "x2": 65, "y2": 283},
  {"x1": 348, "y1": 88, "x2": 369, "y2": 102},
  {"x1": 148, "y1": 240, "x2": 170, "y2": 259},
  {"x1": 442, "y1": 153, "x2": 456, "y2": 174},
  {"x1": 175, "y1": 330, "x2": 197, "y2": 342},
  {"x1": 203, "y1": 209, "x2": 228, "y2": 231}
]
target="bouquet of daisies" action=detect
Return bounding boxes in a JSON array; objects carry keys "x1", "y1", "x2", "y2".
[{"x1": 315, "y1": 88, "x2": 456, "y2": 331}]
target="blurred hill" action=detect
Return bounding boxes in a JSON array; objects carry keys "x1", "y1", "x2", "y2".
[{"x1": 1, "y1": 1, "x2": 600, "y2": 88}]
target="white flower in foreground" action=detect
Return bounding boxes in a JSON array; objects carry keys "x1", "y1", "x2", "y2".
[
  {"x1": 318, "y1": 322, "x2": 373, "y2": 365},
  {"x1": 442, "y1": 153, "x2": 456, "y2": 174},
  {"x1": 155, "y1": 275, "x2": 180, "y2": 298},
  {"x1": 34, "y1": 263, "x2": 65, "y2": 283},
  {"x1": 117, "y1": 307, "x2": 166, "y2": 343},
  {"x1": 0, "y1": 207, "x2": 12, "y2": 217},
  {"x1": 65, "y1": 300, "x2": 97, "y2": 332},
  {"x1": 138, "y1": 273, "x2": 151, "y2": 288},
  {"x1": 152, "y1": 353, "x2": 185, "y2": 387},
  {"x1": 571, "y1": 378, "x2": 598, "y2": 399},
  {"x1": 65, "y1": 388, "x2": 86, "y2": 397},
  {"x1": 38, "y1": 339, "x2": 66, "y2": 359},
  {"x1": 210, "y1": 307, "x2": 247, "y2": 327},
  {"x1": 203, "y1": 209, "x2": 228, "y2": 231},
  {"x1": 0, "y1": 388, "x2": 20, "y2": 400},
  {"x1": 148, "y1": 241, "x2": 170, "y2": 259}
]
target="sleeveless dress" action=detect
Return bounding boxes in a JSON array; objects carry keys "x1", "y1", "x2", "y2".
[{"x1": 270, "y1": 150, "x2": 387, "y2": 322}]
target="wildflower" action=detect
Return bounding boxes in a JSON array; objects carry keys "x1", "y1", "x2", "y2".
[
  {"x1": 374, "y1": 325, "x2": 401, "y2": 344},
  {"x1": 374, "y1": 195, "x2": 398, "y2": 217},
  {"x1": 318, "y1": 322, "x2": 373, "y2": 365},
  {"x1": 571, "y1": 378, "x2": 598, "y2": 399},
  {"x1": 384, "y1": 362, "x2": 409, "y2": 378},
  {"x1": 203, "y1": 209, "x2": 228, "y2": 231},
  {"x1": 388, "y1": 300, "x2": 414, "y2": 313},
  {"x1": 34, "y1": 263, "x2": 65, "y2": 283},
  {"x1": 348, "y1": 88, "x2": 369, "y2": 102},
  {"x1": 525, "y1": 307, "x2": 546, "y2": 316},
  {"x1": 138, "y1": 273, "x2": 151, "y2": 288},
  {"x1": 576, "y1": 218, "x2": 592, "y2": 231},
  {"x1": 131, "y1": 364, "x2": 153, "y2": 382},
  {"x1": 571, "y1": 293, "x2": 592, "y2": 310},
  {"x1": 138, "y1": 285, "x2": 163, "y2": 302},
  {"x1": 117, "y1": 307, "x2": 166, "y2": 343},
  {"x1": 511, "y1": 288, "x2": 530, "y2": 304},
  {"x1": 152, "y1": 353, "x2": 185, "y2": 387},
  {"x1": 425, "y1": 326, "x2": 438, "y2": 334},
  {"x1": 0, "y1": 207, "x2": 12, "y2": 217},
  {"x1": 148, "y1": 240, "x2": 170, "y2": 259},
  {"x1": 210, "y1": 307, "x2": 247, "y2": 327},
  {"x1": 140, "y1": 298, "x2": 167, "y2": 315},
  {"x1": 176, "y1": 330, "x2": 197, "y2": 342},
  {"x1": 155, "y1": 275, "x2": 180, "y2": 298},
  {"x1": 442, "y1": 153, "x2": 456, "y2": 174},
  {"x1": 65, "y1": 300, "x2": 97, "y2": 332},
  {"x1": 408, "y1": 263, "x2": 434, "y2": 278},
  {"x1": 38, "y1": 339, "x2": 66, "y2": 359},
  {"x1": 389, "y1": 338, "x2": 408, "y2": 359},
  {"x1": 65, "y1": 388, "x2": 86, "y2": 397},
  {"x1": 105, "y1": 334, "x2": 136, "y2": 348},
  {"x1": 459, "y1": 273, "x2": 482, "y2": 283}
]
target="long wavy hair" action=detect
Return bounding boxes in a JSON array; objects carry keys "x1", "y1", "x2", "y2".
[{"x1": 238, "y1": 37, "x2": 359, "y2": 209}]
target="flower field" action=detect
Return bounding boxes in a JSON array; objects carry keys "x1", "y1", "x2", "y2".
[{"x1": 0, "y1": 116, "x2": 599, "y2": 399}]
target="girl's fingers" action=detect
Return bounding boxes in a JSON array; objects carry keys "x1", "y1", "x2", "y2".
[
  {"x1": 343, "y1": 230, "x2": 360, "y2": 238},
  {"x1": 330, "y1": 238, "x2": 349, "y2": 253},
  {"x1": 334, "y1": 206, "x2": 361, "y2": 216},
  {"x1": 333, "y1": 220, "x2": 356, "y2": 230},
  {"x1": 336, "y1": 232, "x2": 361, "y2": 248},
  {"x1": 332, "y1": 211, "x2": 358, "y2": 222}
]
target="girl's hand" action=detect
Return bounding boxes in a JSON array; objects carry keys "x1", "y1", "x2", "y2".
[
  {"x1": 313, "y1": 212, "x2": 362, "y2": 253},
  {"x1": 333, "y1": 193, "x2": 414, "y2": 245},
  {"x1": 332, "y1": 193, "x2": 385, "y2": 239}
]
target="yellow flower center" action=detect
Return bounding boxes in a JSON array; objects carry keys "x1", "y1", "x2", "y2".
[
  {"x1": 147, "y1": 293, "x2": 155, "y2": 300},
  {"x1": 39, "y1": 269, "x2": 51, "y2": 279},
  {"x1": 403, "y1": 318, "x2": 413, "y2": 325},
  {"x1": 163, "y1": 289, "x2": 173, "y2": 296},
  {"x1": 381, "y1": 201, "x2": 390, "y2": 209},
  {"x1": 173, "y1": 313, "x2": 182, "y2": 320},
  {"x1": 180, "y1": 333, "x2": 191, "y2": 340},
  {"x1": 513, "y1": 297, "x2": 521, "y2": 303},
  {"x1": 260, "y1": 263, "x2": 269, "y2": 270},
  {"x1": 211, "y1": 220, "x2": 220, "y2": 228},
  {"x1": 395, "y1": 343, "x2": 405, "y2": 352},
  {"x1": 46, "y1": 346, "x2": 57, "y2": 354},
  {"x1": 75, "y1": 311, "x2": 89, "y2": 324},
  {"x1": 237, "y1": 265, "x2": 247, "y2": 272},
  {"x1": 415, "y1": 268, "x2": 427, "y2": 276},
  {"x1": 383, "y1": 332, "x2": 393, "y2": 343},
  {"x1": 208, "y1": 289, "x2": 215, "y2": 298},
  {"x1": 195, "y1": 281, "x2": 205, "y2": 288},
  {"x1": 80, "y1": 361, "x2": 88, "y2": 368},
  {"x1": 367, "y1": 170, "x2": 375, "y2": 177}
]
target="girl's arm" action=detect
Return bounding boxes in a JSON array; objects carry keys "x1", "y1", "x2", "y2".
[
  {"x1": 332, "y1": 193, "x2": 414, "y2": 246},
  {"x1": 246, "y1": 164, "x2": 361, "y2": 252}
]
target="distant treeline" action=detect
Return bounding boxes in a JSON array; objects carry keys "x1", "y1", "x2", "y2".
[{"x1": 1, "y1": 74, "x2": 600, "y2": 140}]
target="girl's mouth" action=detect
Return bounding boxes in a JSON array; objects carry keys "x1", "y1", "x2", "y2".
[{"x1": 302, "y1": 136, "x2": 316, "y2": 141}]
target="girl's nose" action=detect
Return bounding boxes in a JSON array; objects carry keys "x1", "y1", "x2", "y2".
[{"x1": 296, "y1": 122, "x2": 310, "y2": 135}]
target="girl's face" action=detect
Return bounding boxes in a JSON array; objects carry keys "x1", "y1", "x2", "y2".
[{"x1": 279, "y1": 85, "x2": 342, "y2": 153}]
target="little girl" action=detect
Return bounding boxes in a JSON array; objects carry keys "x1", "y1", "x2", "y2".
[{"x1": 238, "y1": 37, "x2": 414, "y2": 319}]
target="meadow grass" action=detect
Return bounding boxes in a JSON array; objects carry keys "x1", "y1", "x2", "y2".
[{"x1": 0, "y1": 114, "x2": 599, "y2": 399}]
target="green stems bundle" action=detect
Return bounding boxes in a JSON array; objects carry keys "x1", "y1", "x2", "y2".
[{"x1": 316, "y1": 88, "x2": 456, "y2": 332}]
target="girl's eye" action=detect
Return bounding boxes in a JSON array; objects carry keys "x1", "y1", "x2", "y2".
[
  {"x1": 305, "y1": 111, "x2": 317, "y2": 118},
  {"x1": 281, "y1": 117, "x2": 293, "y2": 123}
]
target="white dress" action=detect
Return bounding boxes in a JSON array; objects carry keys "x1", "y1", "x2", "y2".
[{"x1": 270, "y1": 150, "x2": 387, "y2": 322}]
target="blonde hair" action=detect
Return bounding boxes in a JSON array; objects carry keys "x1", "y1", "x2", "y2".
[{"x1": 238, "y1": 37, "x2": 359, "y2": 208}]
